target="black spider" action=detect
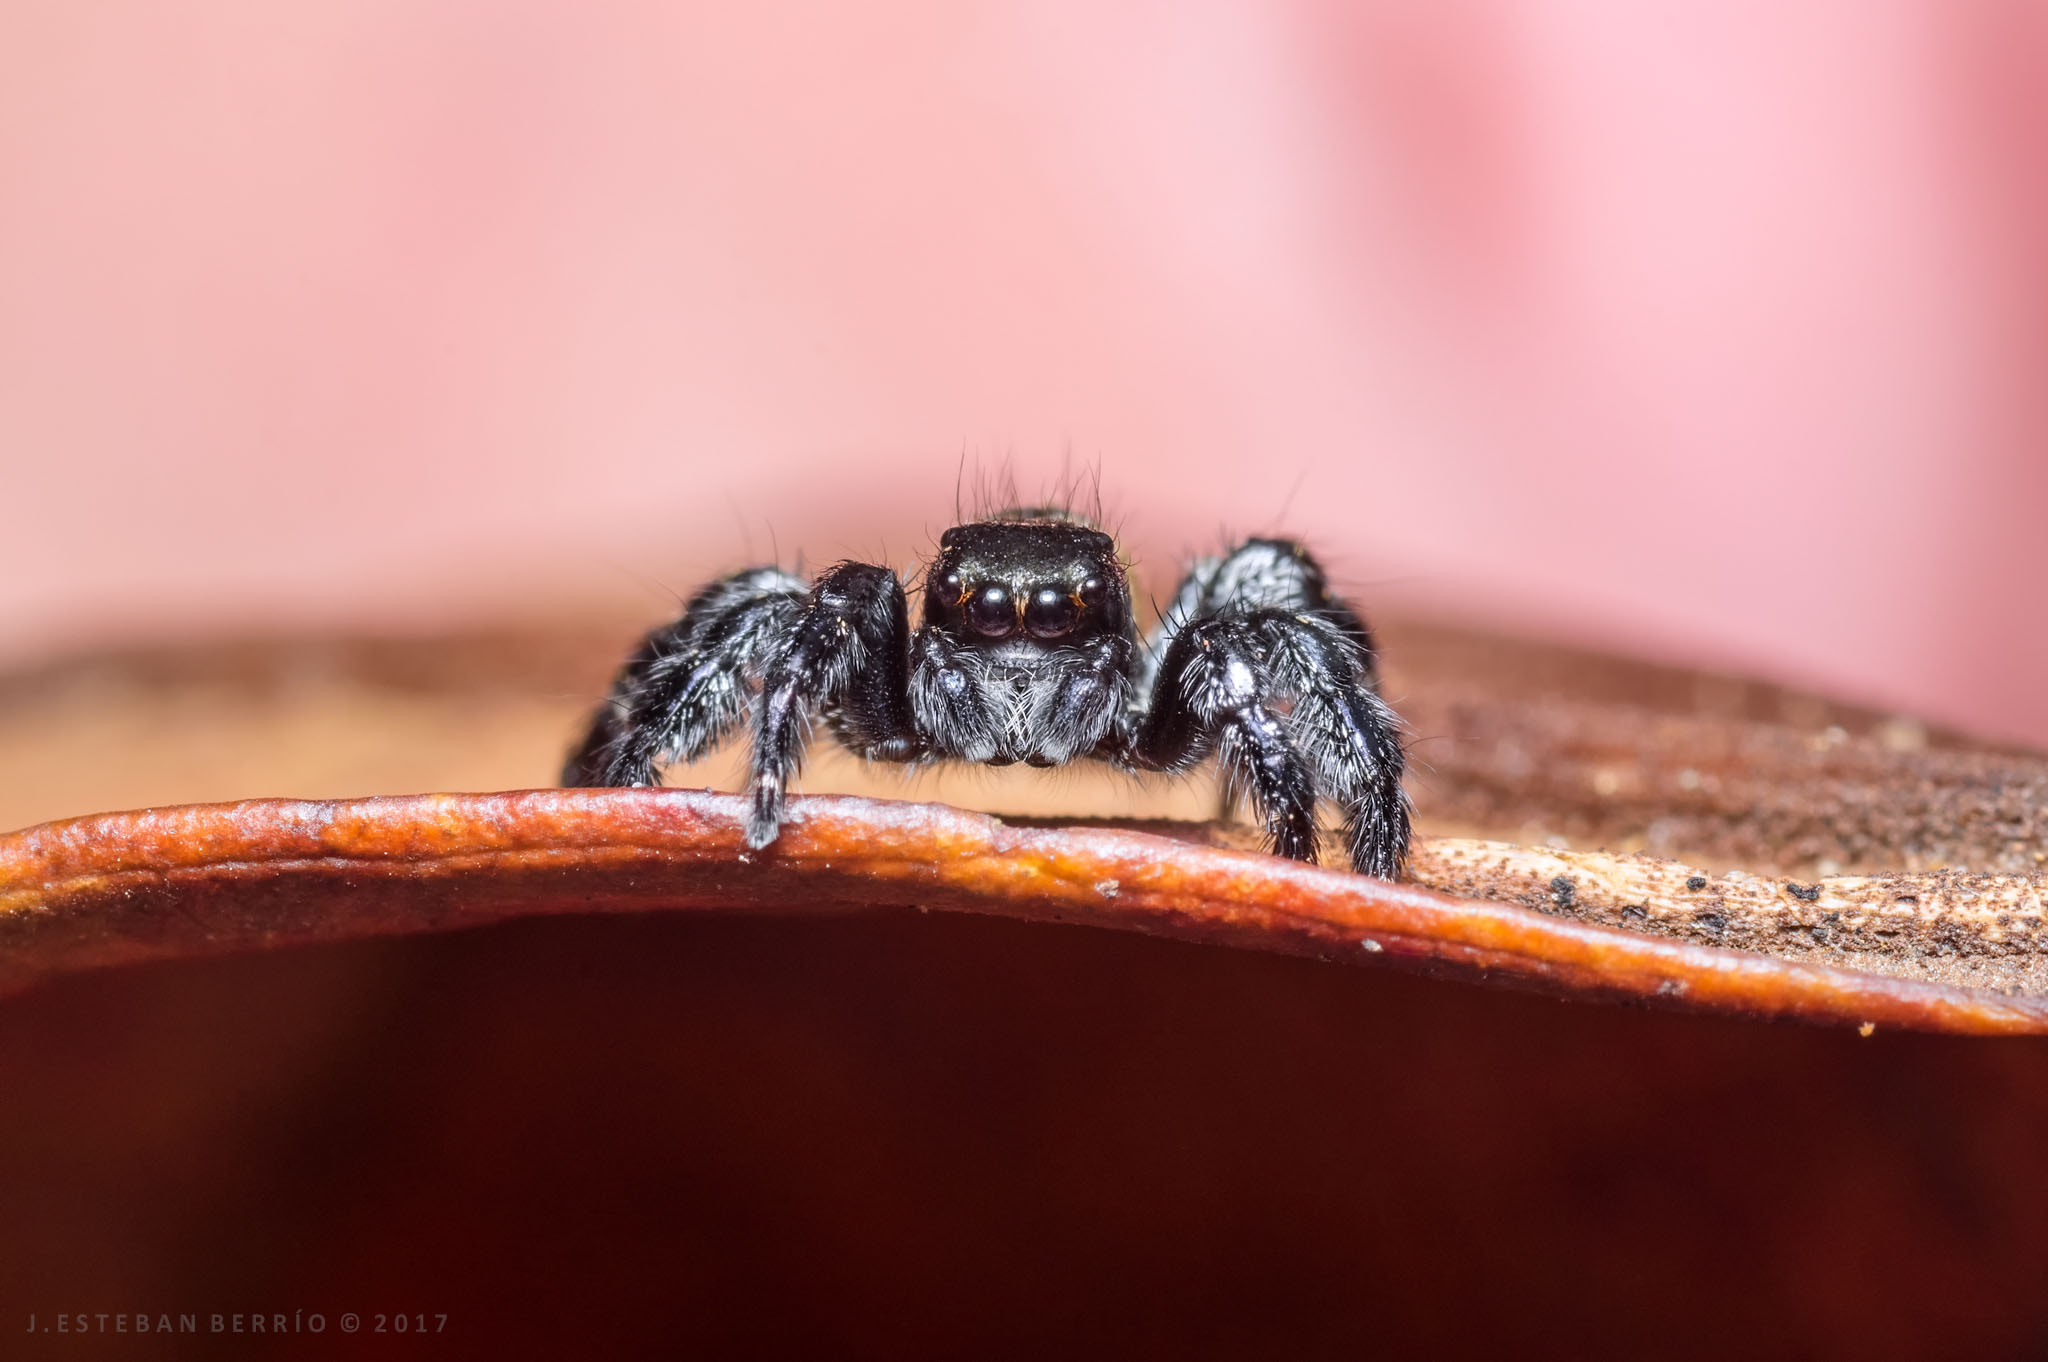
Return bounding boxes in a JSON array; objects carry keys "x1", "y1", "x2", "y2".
[{"x1": 562, "y1": 511, "x2": 1411, "y2": 878}]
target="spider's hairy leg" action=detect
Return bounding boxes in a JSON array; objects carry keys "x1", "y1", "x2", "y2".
[
  {"x1": 746, "y1": 561, "x2": 920, "y2": 850},
  {"x1": 1138, "y1": 537, "x2": 1381, "y2": 696},
  {"x1": 1127, "y1": 621, "x2": 1322, "y2": 864},
  {"x1": 1133, "y1": 536, "x2": 1411, "y2": 878},
  {"x1": 1253, "y1": 610, "x2": 1412, "y2": 880},
  {"x1": 562, "y1": 569, "x2": 807, "y2": 788}
]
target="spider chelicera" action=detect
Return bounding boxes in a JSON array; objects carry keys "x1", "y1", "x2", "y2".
[{"x1": 563, "y1": 509, "x2": 1411, "y2": 878}]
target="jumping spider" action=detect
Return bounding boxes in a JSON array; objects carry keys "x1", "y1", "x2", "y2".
[{"x1": 563, "y1": 511, "x2": 1411, "y2": 878}]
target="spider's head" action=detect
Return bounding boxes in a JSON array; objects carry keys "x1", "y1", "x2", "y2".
[{"x1": 923, "y1": 518, "x2": 1130, "y2": 650}]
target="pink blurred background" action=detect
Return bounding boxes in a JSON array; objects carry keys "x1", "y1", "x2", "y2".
[{"x1": 4, "y1": 1, "x2": 2044, "y2": 743}]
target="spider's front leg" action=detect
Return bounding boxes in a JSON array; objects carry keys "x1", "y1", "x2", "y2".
[
  {"x1": 744, "y1": 561, "x2": 921, "y2": 849},
  {"x1": 563, "y1": 561, "x2": 921, "y2": 852},
  {"x1": 1133, "y1": 539, "x2": 1411, "y2": 879},
  {"x1": 1128, "y1": 618, "x2": 1324, "y2": 862},
  {"x1": 563, "y1": 568, "x2": 810, "y2": 789}
]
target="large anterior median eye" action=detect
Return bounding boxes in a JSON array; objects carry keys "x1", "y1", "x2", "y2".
[
  {"x1": 965, "y1": 584, "x2": 1017, "y2": 637},
  {"x1": 1024, "y1": 585, "x2": 1079, "y2": 639}
]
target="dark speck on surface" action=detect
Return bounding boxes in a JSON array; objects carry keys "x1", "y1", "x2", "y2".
[
  {"x1": 1786, "y1": 882, "x2": 1821, "y2": 902},
  {"x1": 1549, "y1": 875, "x2": 1576, "y2": 908},
  {"x1": 1685, "y1": 875, "x2": 1708, "y2": 892}
]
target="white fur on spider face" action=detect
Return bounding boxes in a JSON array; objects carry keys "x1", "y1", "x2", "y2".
[{"x1": 908, "y1": 633, "x2": 1129, "y2": 766}]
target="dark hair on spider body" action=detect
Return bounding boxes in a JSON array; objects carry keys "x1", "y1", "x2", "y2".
[{"x1": 564, "y1": 509, "x2": 1411, "y2": 878}]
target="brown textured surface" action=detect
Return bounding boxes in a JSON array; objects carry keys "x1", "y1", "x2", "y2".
[
  {"x1": 1386, "y1": 624, "x2": 2048, "y2": 877},
  {"x1": 3, "y1": 622, "x2": 2047, "y2": 1357},
  {"x1": 4, "y1": 790, "x2": 2044, "y2": 1034},
  {"x1": 3, "y1": 617, "x2": 2046, "y2": 1028},
  {"x1": 1413, "y1": 840, "x2": 2048, "y2": 996}
]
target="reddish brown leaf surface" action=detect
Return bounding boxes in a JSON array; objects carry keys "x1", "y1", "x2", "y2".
[{"x1": 3, "y1": 788, "x2": 2043, "y2": 1034}]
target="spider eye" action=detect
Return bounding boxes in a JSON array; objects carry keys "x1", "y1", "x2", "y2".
[
  {"x1": 1078, "y1": 576, "x2": 1107, "y2": 610},
  {"x1": 965, "y1": 584, "x2": 1017, "y2": 637},
  {"x1": 1024, "y1": 585, "x2": 1079, "y2": 639},
  {"x1": 938, "y1": 569, "x2": 966, "y2": 604}
]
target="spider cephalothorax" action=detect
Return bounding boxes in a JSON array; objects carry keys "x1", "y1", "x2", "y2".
[{"x1": 564, "y1": 510, "x2": 1411, "y2": 878}]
